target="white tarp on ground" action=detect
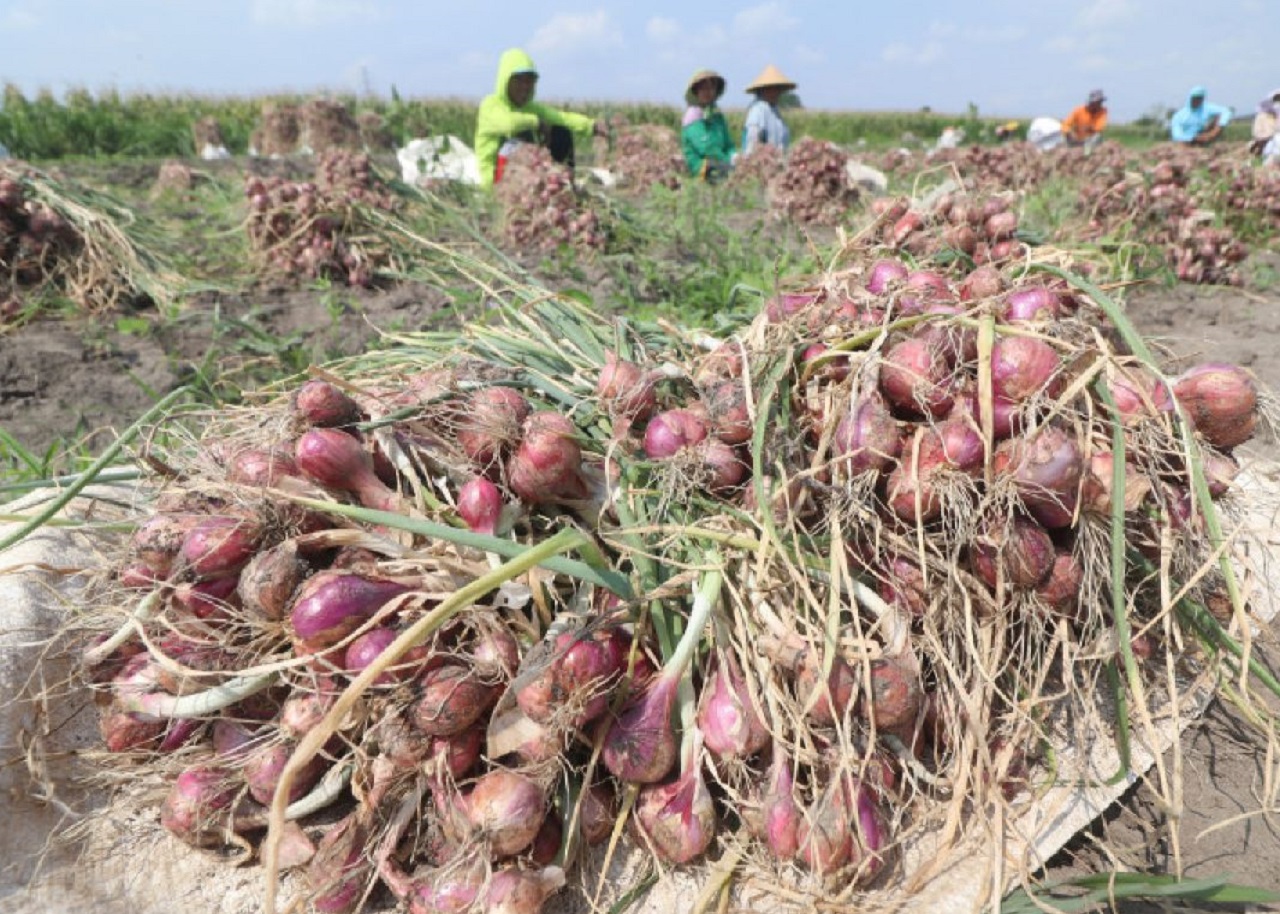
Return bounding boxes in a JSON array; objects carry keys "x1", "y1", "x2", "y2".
[
  {"x1": 3, "y1": 466, "x2": 1280, "y2": 914},
  {"x1": 1027, "y1": 117, "x2": 1064, "y2": 151},
  {"x1": 397, "y1": 135, "x2": 481, "y2": 186}
]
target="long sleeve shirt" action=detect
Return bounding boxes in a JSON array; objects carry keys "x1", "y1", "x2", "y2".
[{"x1": 741, "y1": 98, "x2": 790, "y2": 156}]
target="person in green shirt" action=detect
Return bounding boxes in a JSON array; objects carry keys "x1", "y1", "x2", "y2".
[
  {"x1": 474, "y1": 47, "x2": 606, "y2": 188},
  {"x1": 680, "y1": 69, "x2": 735, "y2": 181}
]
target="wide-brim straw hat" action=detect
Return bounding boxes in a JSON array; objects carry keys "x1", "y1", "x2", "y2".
[
  {"x1": 685, "y1": 69, "x2": 726, "y2": 105},
  {"x1": 746, "y1": 64, "x2": 797, "y2": 94}
]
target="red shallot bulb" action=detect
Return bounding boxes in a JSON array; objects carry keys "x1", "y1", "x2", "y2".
[
  {"x1": 833, "y1": 394, "x2": 902, "y2": 475},
  {"x1": 456, "y1": 386, "x2": 531, "y2": 469},
  {"x1": 1001, "y1": 285, "x2": 1061, "y2": 323},
  {"x1": 508, "y1": 412, "x2": 586, "y2": 503},
  {"x1": 761, "y1": 750, "x2": 801, "y2": 861},
  {"x1": 696, "y1": 650, "x2": 769, "y2": 759},
  {"x1": 879, "y1": 336, "x2": 956, "y2": 418},
  {"x1": 293, "y1": 379, "x2": 363, "y2": 428},
  {"x1": 990, "y1": 336, "x2": 1061, "y2": 403},
  {"x1": 160, "y1": 764, "x2": 240, "y2": 847},
  {"x1": 180, "y1": 515, "x2": 261, "y2": 580},
  {"x1": 457, "y1": 476, "x2": 504, "y2": 534},
  {"x1": 602, "y1": 675, "x2": 679, "y2": 784},
  {"x1": 865, "y1": 258, "x2": 909, "y2": 294},
  {"x1": 633, "y1": 757, "x2": 717, "y2": 864},
  {"x1": 596, "y1": 351, "x2": 657, "y2": 423},
  {"x1": 1172, "y1": 362, "x2": 1259, "y2": 450},
  {"x1": 463, "y1": 769, "x2": 548, "y2": 857},
  {"x1": 643, "y1": 408, "x2": 708, "y2": 459},
  {"x1": 295, "y1": 427, "x2": 400, "y2": 511},
  {"x1": 288, "y1": 572, "x2": 411, "y2": 653},
  {"x1": 970, "y1": 514, "x2": 1056, "y2": 590},
  {"x1": 410, "y1": 664, "x2": 498, "y2": 737}
]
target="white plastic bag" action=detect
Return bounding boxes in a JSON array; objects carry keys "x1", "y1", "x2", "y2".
[
  {"x1": 1027, "y1": 117, "x2": 1064, "y2": 151},
  {"x1": 397, "y1": 135, "x2": 481, "y2": 186},
  {"x1": 200, "y1": 143, "x2": 231, "y2": 161}
]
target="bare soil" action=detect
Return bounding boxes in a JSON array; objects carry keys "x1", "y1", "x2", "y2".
[{"x1": 2, "y1": 211, "x2": 1280, "y2": 908}]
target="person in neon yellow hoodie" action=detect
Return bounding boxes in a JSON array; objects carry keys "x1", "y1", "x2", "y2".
[{"x1": 474, "y1": 48, "x2": 605, "y2": 187}]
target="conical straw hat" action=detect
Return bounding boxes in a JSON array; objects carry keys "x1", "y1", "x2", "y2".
[{"x1": 745, "y1": 64, "x2": 797, "y2": 93}]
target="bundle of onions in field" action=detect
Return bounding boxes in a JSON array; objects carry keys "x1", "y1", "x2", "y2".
[
  {"x1": 768, "y1": 137, "x2": 859, "y2": 226},
  {"x1": 605, "y1": 123, "x2": 684, "y2": 193},
  {"x1": 244, "y1": 148, "x2": 400, "y2": 287},
  {"x1": 728, "y1": 143, "x2": 784, "y2": 188},
  {"x1": 63, "y1": 244, "x2": 1271, "y2": 914},
  {"x1": 495, "y1": 145, "x2": 606, "y2": 252}
]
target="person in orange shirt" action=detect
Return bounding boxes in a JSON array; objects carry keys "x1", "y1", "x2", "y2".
[{"x1": 1062, "y1": 89, "x2": 1108, "y2": 148}]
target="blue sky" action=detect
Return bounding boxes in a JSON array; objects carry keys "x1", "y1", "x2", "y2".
[{"x1": 0, "y1": 0, "x2": 1274, "y2": 123}]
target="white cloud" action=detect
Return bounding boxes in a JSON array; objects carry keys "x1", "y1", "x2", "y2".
[
  {"x1": 528, "y1": 11, "x2": 623, "y2": 56},
  {"x1": 0, "y1": 2, "x2": 40, "y2": 30},
  {"x1": 1045, "y1": 36, "x2": 1077, "y2": 54},
  {"x1": 881, "y1": 41, "x2": 943, "y2": 66},
  {"x1": 1076, "y1": 0, "x2": 1138, "y2": 28},
  {"x1": 646, "y1": 16, "x2": 681, "y2": 44},
  {"x1": 1079, "y1": 54, "x2": 1112, "y2": 71},
  {"x1": 251, "y1": 0, "x2": 379, "y2": 27},
  {"x1": 733, "y1": 2, "x2": 798, "y2": 38},
  {"x1": 960, "y1": 24, "x2": 1026, "y2": 43}
]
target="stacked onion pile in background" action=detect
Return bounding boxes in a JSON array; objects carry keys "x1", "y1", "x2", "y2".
[
  {"x1": 767, "y1": 137, "x2": 860, "y2": 226},
  {"x1": 867, "y1": 190, "x2": 1029, "y2": 265},
  {"x1": 495, "y1": 145, "x2": 606, "y2": 252},
  {"x1": 73, "y1": 227, "x2": 1268, "y2": 914},
  {"x1": 244, "y1": 150, "x2": 402, "y2": 288},
  {"x1": 602, "y1": 123, "x2": 684, "y2": 194},
  {"x1": 0, "y1": 163, "x2": 179, "y2": 323}
]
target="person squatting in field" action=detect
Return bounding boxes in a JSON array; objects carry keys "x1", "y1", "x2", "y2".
[
  {"x1": 1170, "y1": 85, "x2": 1232, "y2": 145},
  {"x1": 474, "y1": 47, "x2": 607, "y2": 188},
  {"x1": 1061, "y1": 89, "x2": 1108, "y2": 148},
  {"x1": 1250, "y1": 88, "x2": 1280, "y2": 159},
  {"x1": 741, "y1": 64, "x2": 797, "y2": 157},
  {"x1": 681, "y1": 69, "x2": 736, "y2": 182}
]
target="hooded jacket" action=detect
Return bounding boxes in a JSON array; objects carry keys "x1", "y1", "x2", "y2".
[
  {"x1": 474, "y1": 48, "x2": 595, "y2": 187},
  {"x1": 1170, "y1": 86, "x2": 1233, "y2": 142}
]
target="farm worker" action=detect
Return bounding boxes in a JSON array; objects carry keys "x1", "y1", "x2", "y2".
[
  {"x1": 1062, "y1": 89, "x2": 1108, "y2": 148},
  {"x1": 1249, "y1": 88, "x2": 1280, "y2": 156},
  {"x1": 474, "y1": 48, "x2": 606, "y2": 188},
  {"x1": 741, "y1": 64, "x2": 796, "y2": 157},
  {"x1": 681, "y1": 69, "x2": 735, "y2": 181},
  {"x1": 1169, "y1": 86, "x2": 1232, "y2": 145},
  {"x1": 994, "y1": 121, "x2": 1021, "y2": 142}
]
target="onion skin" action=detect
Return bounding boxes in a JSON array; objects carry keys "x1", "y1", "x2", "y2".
[
  {"x1": 879, "y1": 336, "x2": 955, "y2": 418},
  {"x1": 762, "y1": 751, "x2": 801, "y2": 861},
  {"x1": 484, "y1": 866, "x2": 566, "y2": 914},
  {"x1": 516, "y1": 626, "x2": 627, "y2": 727},
  {"x1": 1173, "y1": 362, "x2": 1259, "y2": 450},
  {"x1": 992, "y1": 426, "x2": 1083, "y2": 527},
  {"x1": 129, "y1": 512, "x2": 203, "y2": 577},
  {"x1": 794, "y1": 647, "x2": 856, "y2": 726},
  {"x1": 707, "y1": 379, "x2": 752, "y2": 445},
  {"x1": 577, "y1": 783, "x2": 617, "y2": 846},
  {"x1": 1035, "y1": 551, "x2": 1086, "y2": 622},
  {"x1": 834, "y1": 394, "x2": 903, "y2": 476},
  {"x1": 457, "y1": 476, "x2": 504, "y2": 535},
  {"x1": 970, "y1": 515, "x2": 1056, "y2": 590},
  {"x1": 860, "y1": 657, "x2": 923, "y2": 733},
  {"x1": 866, "y1": 258, "x2": 909, "y2": 294},
  {"x1": 796, "y1": 775, "x2": 854, "y2": 873},
  {"x1": 227, "y1": 447, "x2": 302, "y2": 487},
  {"x1": 1001, "y1": 285, "x2": 1061, "y2": 323},
  {"x1": 597, "y1": 351, "x2": 657, "y2": 423},
  {"x1": 307, "y1": 812, "x2": 371, "y2": 914}
]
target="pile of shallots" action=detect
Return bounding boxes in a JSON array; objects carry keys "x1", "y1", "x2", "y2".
[
  {"x1": 79, "y1": 243, "x2": 1264, "y2": 914},
  {"x1": 0, "y1": 170, "x2": 82, "y2": 320},
  {"x1": 767, "y1": 137, "x2": 859, "y2": 226},
  {"x1": 495, "y1": 145, "x2": 606, "y2": 252},
  {"x1": 244, "y1": 150, "x2": 399, "y2": 287}
]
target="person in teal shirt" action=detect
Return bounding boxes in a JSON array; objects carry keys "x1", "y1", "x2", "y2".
[
  {"x1": 681, "y1": 69, "x2": 735, "y2": 181},
  {"x1": 1170, "y1": 85, "x2": 1232, "y2": 145}
]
